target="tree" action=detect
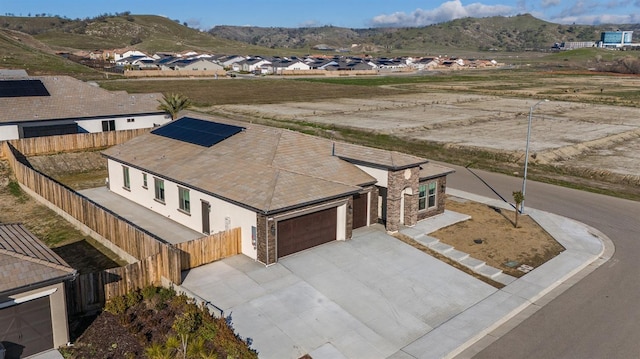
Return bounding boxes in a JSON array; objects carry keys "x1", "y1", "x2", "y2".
[
  {"x1": 513, "y1": 190, "x2": 524, "y2": 228},
  {"x1": 172, "y1": 311, "x2": 201, "y2": 359},
  {"x1": 157, "y1": 93, "x2": 192, "y2": 120}
]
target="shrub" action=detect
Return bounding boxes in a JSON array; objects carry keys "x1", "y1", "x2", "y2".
[
  {"x1": 141, "y1": 285, "x2": 157, "y2": 300},
  {"x1": 126, "y1": 289, "x2": 142, "y2": 308},
  {"x1": 104, "y1": 295, "x2": 127, "y2": 316}
]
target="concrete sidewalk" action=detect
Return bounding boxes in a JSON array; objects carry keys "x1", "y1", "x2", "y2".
[{"x1": 394, "y1": 188, "x2": 613, "y2": 359}]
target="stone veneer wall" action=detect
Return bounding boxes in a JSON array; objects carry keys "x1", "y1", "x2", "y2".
[
  {"x1": 417, "y1": 176, "x2": 448, "y2": 221},
  {"x1": 386, "y1": 167, "x2": 420, "y2": 232},
  {"x1": 369, "y1": 186, "x2": 379, "y2": 226}
]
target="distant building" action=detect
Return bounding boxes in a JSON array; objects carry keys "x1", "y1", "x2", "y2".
[
  {"x1": 600, "y1": 31, "x2": 633, "y2": 48},
  {"x1": 555, "y1": 41, "x2": 596, "y2": 50}
]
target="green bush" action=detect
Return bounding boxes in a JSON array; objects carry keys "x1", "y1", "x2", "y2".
[
  {"x1": 125, "y1": 289, "x2": 142, "y2": 308},
  {"x1": 104, "y1": 295, "x2": 127, "y2": 316}
]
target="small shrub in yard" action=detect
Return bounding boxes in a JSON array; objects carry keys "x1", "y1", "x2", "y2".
[
  {"x1": 125, "y1": 289, "x2": 142, "y2": 307},
  {"x1": 103, "y1": 295, "x2": 127, "y2": 316},
  {"x1": 65, "y1": 286, "x2": 258, "y2": 359}
]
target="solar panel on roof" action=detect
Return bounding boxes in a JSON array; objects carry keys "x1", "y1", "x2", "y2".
[
  {"x1": 151, "y1": 117, "x2": 244, "y2": 147},
  {"x1": 0, "y1": 80, "x2": 50, "y2": 98}
]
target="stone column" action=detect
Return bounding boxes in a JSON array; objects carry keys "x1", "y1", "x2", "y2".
[
  {"x1": 386, "y1": 167, "x2": 420, "y2": 232},
  {"x1": 256, "y1": 214, "x2": 276, "y2": 265}
]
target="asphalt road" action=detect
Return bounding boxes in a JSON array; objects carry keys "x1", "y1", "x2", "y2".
[{"x1": 441, "y1": 163, "x2": 640, "y2": 358}]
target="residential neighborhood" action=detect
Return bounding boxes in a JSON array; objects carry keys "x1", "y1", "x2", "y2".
[{"x1": 76, "y1": 47, "x2": 501, "y2": 76}]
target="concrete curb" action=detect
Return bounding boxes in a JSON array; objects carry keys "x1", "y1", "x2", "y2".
[{"x1": 397, "y1": 189, "x2": 615, "y2": 359}]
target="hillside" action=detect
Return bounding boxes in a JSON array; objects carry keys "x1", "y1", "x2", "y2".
[
  {"x1": 210, "y1": 14, "x2": 640, "y2": 53},
  {"x1": 0, "y1": 29, "x2": 101, "y2": 79},
  {"x1": 0, "y1": 14, "x2": 270, "y2": 54}
]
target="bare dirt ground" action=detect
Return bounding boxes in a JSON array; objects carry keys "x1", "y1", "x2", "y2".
[
  {"x1": 218, "y1": 93, "x2": 640, "y2": 180},
  {"x1": 432, "y1": 196, "x2": 564, "y2": 278}
]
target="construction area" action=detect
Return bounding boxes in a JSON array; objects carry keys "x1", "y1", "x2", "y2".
[{"x1": 218, "y1": 93, "x2": 640, "y2": 180}]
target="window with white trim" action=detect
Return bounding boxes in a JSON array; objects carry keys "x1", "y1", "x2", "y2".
[
  {"x1": 178, "y1": 187, "x2": 190, "y2": 213},
  {"x1": 154, "y1": 178, "x2": 165, "y2": 203},
  {"x1": 419, "y1": 182, "x2": 437, "y2": 210},
  {"x1": 142, "y1": 173, "x2": 148, "y2": 188}
]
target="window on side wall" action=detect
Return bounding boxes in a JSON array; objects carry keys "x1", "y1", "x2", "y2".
[
  {"x1": 102, "y1": 120, "x2": 116, "y2": 132},
  {"x1": 122, "y1": 166, "x2": 130, "y2": 190},
  {"x1": 178, "y1": 187, "x2": 190, "y2": 214},
  {"x1": 419, "y1": 182, "x2": 438, "y2": 210},
  {"x1": 154, "y1": 178, "x2": 165, "y2": 203},
  {"x1": 142, "y1": 173, "x2": 148, "y2": 189},
  {"x1": 428, "y1": 182, "x2": 437, "y2": 208},
  {"x1": 418, "y1": 184, "x2": 427, "y2": 210}
]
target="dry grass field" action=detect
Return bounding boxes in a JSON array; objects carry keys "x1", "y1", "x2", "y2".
[{"x1": 98, "y1": 69, "x2": 640, "y2": 200}]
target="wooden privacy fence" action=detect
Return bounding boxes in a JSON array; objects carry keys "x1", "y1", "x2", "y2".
[
  {"x1": 2, "y1": 136, "x2": 243, "y2": 314},
  {"x1": 176, "y1": 228, "x2": 242, "y2": 270},
  {"x1": 66, "y1": 246, "x2": 181, "y2": 314},
  {"x1": 0, "y1": 128, "x2": 150, "y2": 158}
]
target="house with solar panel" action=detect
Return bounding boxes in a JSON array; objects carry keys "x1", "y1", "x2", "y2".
[
  {"x1": 102, "y1": 113, "x2": 454, "y2": 264},
  {"x1": 0, "y1": 71, "x2": 169, "y2": 141}
]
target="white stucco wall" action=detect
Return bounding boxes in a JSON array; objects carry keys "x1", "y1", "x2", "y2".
[
  {"x1": 107, "y1": 159, "x2": 258, "y2": 259},
  {"x1": 77, "y1": 113, "x2": 169, "y2": 133},
  {"x1": 355, "y1": 164, "x2": 389, "y2": 187},
  {"x1": 336, "y1": 203, "x2": 347, "y2": 241},
  {"x1": 0, "y1": 124, "x2": 20, "y2": 141}
]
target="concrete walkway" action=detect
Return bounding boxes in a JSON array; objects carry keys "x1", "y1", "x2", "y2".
[
  {"x1": 79, "y1": 187, "x2": 203, "y2": 244},
  {"x1": 177, "y1": 188, "x2": 611, "y2": 359},
  {"x1": 395, "y1": 189, "x2": 612, "y2": 359}
]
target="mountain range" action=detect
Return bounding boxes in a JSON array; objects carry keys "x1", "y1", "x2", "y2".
[{"x1": 2, "y1": 13, "x2": 638, "y2": 55}]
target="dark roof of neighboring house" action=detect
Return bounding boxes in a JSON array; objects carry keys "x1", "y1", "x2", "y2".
[
  {"x1": 0, "y1": 224, "x2": 76, "y2": 295},
  {"x1": 103, "y1": 113, "x2": 436, "y2": 214},
  {"x1": 0, "y1": 75, "x2": 164, "y2": 123}
]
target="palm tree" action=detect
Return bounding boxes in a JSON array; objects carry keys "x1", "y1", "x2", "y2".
[{"x1": 157, "y1": 93, "x2": 192, "y2": 120}]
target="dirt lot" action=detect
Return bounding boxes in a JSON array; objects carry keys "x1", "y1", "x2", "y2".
[
  {"x1": 218, "y1": 92, "x2": 640, "y2": 178},
  {"x1": 431, "y1": 196, "x2": 565, "y2": 278}
]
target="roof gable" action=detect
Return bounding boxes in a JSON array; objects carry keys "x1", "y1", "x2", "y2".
[{"x1": 0, "y1": 224, "x2": 75, "y2": 294}]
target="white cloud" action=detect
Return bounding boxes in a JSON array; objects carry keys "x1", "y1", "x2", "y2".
[
  {"x1": 298, "y1": 20, "x2": 321, "y2": 28},
  {"x1": 369, "y1": 0, "x2": 514, "y2": 27},
  {"x1": 552, "y1": 13, "x2": 640, "y2": 24},
  {"x1": 541, "y1": 0, "x2": 561, "y2": 7}
]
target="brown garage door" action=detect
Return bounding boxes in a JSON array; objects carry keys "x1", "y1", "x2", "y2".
[
  {"x1": 0, "y1": 296, "x2": 53, "y2": 358},
  {"x1": 277, "y1": 207, "x2": 337, "y2": 258},
  {"x1": 352, "y1": 193, "x2": 368, "y2": 229}
]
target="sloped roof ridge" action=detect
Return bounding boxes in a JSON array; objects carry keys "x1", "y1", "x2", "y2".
[
  {"x1": 0, "y1": 223, "x2": 73, "y2": 270},
  {"x1": 0, "y1": 247, "x2": 75, "y2": 273}
]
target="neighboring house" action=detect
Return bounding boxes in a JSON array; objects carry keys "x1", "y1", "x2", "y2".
[
  {"x1": 272, "y1": 59, "x2": 311, "y2": 73},
  {"x1": 0, "y1": 73, "x2": 170, "y2": 141},
  {"x1": 240, "y1": 58, "x2": 271, "y2": 72},
  {"x1": 161, "y1": 58, "x2": 224, "y2": 72},
  {"x1": 0, "y1": 223, "x2": 76, "y2": 358},
  {"x1": 115, "y1": 55, "x2": 155, "y2": 67},
  {"x1": 413, "y1": 57, "x2": 440, "y2": 70},
  {"x1": 216, "y1": 55, "x2": 246, "y2": 68},
  {"x1": 103, "y1": 114, "x2": 453, "y2": 265}
]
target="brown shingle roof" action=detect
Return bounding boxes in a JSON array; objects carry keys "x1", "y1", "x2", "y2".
[
  {"x1": 104, "y1": 118, "x2": 376, "y2": 213},
  {"x1": 0, "y1": 76, "x2": 163, "y2": 123},
  {"x1": 420, "y1": 162, "x2": 455, "y2": 180},
  {"x1": 0, "y1": 224, "x2": 76, "y2": 294}
]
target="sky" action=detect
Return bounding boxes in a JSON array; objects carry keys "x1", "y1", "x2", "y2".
[{"x1": 2, "y1": 0, "x2": 639, "y2": 29}]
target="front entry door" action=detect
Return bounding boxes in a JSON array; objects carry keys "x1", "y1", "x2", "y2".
[{"x1": 201, "y1": 200, "x2": 211, "y2": 234}]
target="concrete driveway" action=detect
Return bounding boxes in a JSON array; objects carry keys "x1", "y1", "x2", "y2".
[{"x1": 181, "y1": 225, "x2": 496, "y2": 359}]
